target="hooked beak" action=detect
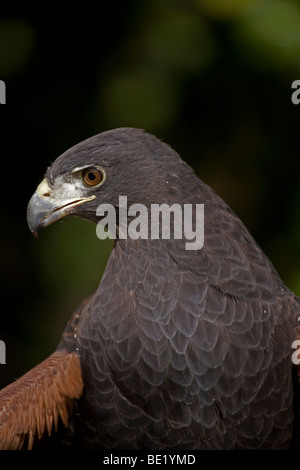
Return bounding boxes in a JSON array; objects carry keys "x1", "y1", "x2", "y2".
[{"x1": 27, "y1": 178, "x2": 95, "y2": 237}]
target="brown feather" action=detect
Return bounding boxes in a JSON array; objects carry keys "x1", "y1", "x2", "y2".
[{"x1": 0, "y1": 350, "x2": 83, "y2": 449}]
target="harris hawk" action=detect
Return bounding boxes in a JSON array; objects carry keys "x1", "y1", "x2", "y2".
[{"x1": 0, "y1": 127, "x2": 300, "y2": 450}]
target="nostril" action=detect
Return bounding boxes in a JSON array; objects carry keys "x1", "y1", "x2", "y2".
[{"x1": 43, "y1": 192, "x2": 50, "y2": 197}]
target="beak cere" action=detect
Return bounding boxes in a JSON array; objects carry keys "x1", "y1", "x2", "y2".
[{"x1": 27, "y1": 178, "x2": 95, "y2": 237}]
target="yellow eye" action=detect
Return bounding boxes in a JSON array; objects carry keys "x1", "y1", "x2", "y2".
[{"x1": 82, "y1": 167, "x2": 105, "y2": 187}]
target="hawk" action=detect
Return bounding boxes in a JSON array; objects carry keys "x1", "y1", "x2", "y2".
[{"x1": 1, "y1": 127, "x2": 300, "y2": 449}]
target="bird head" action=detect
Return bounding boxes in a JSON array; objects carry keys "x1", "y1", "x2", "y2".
[{"x1": 27, "y1": 127, "x2": 195, "y2": 238}]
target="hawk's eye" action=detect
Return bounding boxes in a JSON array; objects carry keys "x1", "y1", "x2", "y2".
[{"x1": 82, "y1": 167, "x2": 105, "y2": 187}]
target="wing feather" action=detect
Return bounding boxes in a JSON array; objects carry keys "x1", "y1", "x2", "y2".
[{"x1": 0, "y1": 350, "x2": 83, "y2": 449}]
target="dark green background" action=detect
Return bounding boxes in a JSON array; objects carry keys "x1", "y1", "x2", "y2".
[{"x1": 1, "y1": 0, "x2": 300, "y2": 388}]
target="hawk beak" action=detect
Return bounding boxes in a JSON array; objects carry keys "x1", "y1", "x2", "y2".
[{"x1": 27, "y1": 178, "x2": 95, "y2": 237}]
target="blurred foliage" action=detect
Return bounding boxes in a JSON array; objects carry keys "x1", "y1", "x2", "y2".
[
  {"x1": 1, "y1": 0, "x2": 300, "y2": 386},
  {"x1": 233, "y1": 0, "x2": 300, "y2": 71},
  {"x1": 100, "y1": 67, "x2": 178, "y2": 130},
  {"x1": 193, "y1": 0, "x2": 254, "y2": 18},
  {"x1": 0, "y1": 18, "x2": 35, "y2": 75}
]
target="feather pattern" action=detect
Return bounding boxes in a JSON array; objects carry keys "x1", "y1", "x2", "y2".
[{"x1": 0, "y1": 350, "x2": 83, "y2": 449}]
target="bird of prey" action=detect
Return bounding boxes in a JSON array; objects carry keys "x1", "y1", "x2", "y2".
[{"x1": 0, "y1": 127, "x2": 300, "y2": 450}]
